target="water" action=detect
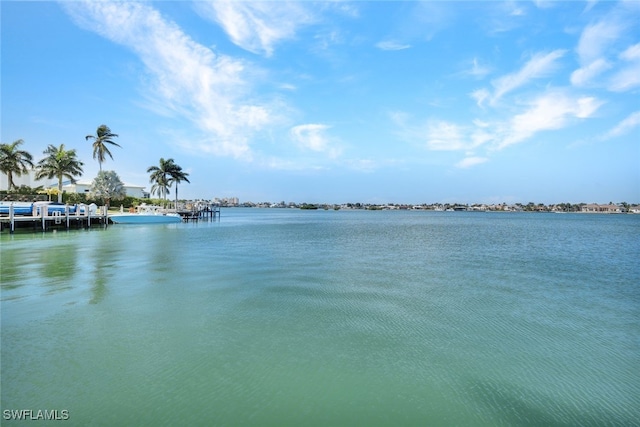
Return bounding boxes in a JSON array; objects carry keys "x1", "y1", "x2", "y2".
[{"x1": 1, "y1": 209, "x2": 639, "y2": 426}]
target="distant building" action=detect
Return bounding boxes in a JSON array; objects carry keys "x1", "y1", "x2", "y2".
[
  {"x1": 212, "y1": 197, "x2": 239, "y2": 207},
  {"x1": 581, "y1": 203, "x2": 624, "y2": 213}
]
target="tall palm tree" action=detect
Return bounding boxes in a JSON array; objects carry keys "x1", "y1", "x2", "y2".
[
  {"x1": 85, "y1": 125, "x2": 120, "y2": 171},
  {"x1": 0, "y1": 139, "x2": 34, "y2": 190},
  {"x1": 168, "y1": 165, "x2": 190, "y2": 211},
  {"x1": 149, "y1": 175, "x2": 170, "y2": 204},
  {"x1": 147, "y1": 158, "x2": 175, "y2": 206},
  {"x1": 147, "y1": 158, "x2": 189, "y2": 209},
  {"x1": 35, "y1": 144, "x2": 84, "y2": 203}
]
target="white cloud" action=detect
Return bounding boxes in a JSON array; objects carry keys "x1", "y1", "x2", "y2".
[
  {"x1": 620, "y1": 43, "x2": 640, "y2": 61},
  {"x1": 570, "y1": 58, "x2": 611, "y2": 87},
  {"x1": 608, "y1": 43, "x2": 640, "y2": 92},
  {"x1": 195, "y1": 1, "x2": 315, "y2": 57},
  {"x1": 576, "y1": 19, "x2": 624, "y2": 65},
  {"x1": 345, "y1": 159, "x2": 378, "y2": 173},
  {"x1": 63, "y1": 1, "x2": 278, "y2": 160},
  {"x1": 602, "y1": 111, "x2": 640, "y2": 139},
  {"x1": 468, "y1": 57, "x2": 491, "y2": 79},
  {"x1": 490, "y1": 49, "x2": 567, "y2": 103},
  {"x1": 608, "y1": 65, "x2": 640, "y2": 92},
  {"x1": 584, "y1": 0, "x2": 598, "y2": 13},
  {"x1": 571, "y1": 6, "x2": 640, "y2": 89},
  {"x1": 499, "y1": 91, "x2": 603, "y2": 148},
  {"x1": 425, "y1": 121, "x2": 467, "y2": 151},
  {"x1": 456, "y1": 156, "x2": 488, "y2": 169},
  {"x1": 533, "y1": 0, "x2": 555, "y2": 9},
  {"x1": 375, "y1": 40, "x2": 411, "y2": 51},
  {"x1": 471, "y1": 88, "x2": 491, "y2": 108},
  {"x1": 290, "y1": 124, "x2": 341, "y2": 158}
]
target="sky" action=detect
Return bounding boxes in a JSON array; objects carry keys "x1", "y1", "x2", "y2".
[{"x1": 1, "y1": 1, "x2": 639, "y2": 204}]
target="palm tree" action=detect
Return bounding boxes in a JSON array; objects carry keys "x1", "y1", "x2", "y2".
[
  {"x1": 168, "y1": 165, "x2": 190, "y2": 211},
  {"x1": 147, "y1": 158, "x2": 189, "y2": 209},
  {"x1": 147, "y1": 158, "x2": 174, "y2": 206},
  {"x1": 35, "y1": 144, "x2": 84, "y2": 203},
  {"x1": 85, "y1": 125, "x2": 120, "y2": 171},
  {"x1": 149, "y1": 174, "x2": 170, "y2": 203},
  {"x1": 0, "y1": 139, "x2": 34, "y2": 190}
]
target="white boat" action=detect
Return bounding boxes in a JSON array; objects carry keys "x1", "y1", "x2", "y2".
[{"x1": 109, "y1": 204, "x2": 182, "y2": 224}]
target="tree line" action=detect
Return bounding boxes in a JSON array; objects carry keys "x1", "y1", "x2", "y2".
[{"x1": 0, "y1": 125, "x2": 189, "y2": 208}]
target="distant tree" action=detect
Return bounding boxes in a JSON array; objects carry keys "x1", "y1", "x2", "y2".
[
  {"x1": 0, "y1": 139, "x2": 34, "y2": 190},
  {"x1": 91, "y1": 170, "x2": 126, "y2": 208},
  {"x1": 35, "y1": 144, "x2": 84, "y2": 203},
  {"x1": 86, "y1": 125, "x2": 120, "y2": 171}
]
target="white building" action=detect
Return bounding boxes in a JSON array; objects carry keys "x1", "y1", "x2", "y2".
[
  {"x1": 61, "y1": 180, "x2": 147, "y2": 198},
  {"x1": 0, "y1": 168, "x2": 56, "y2": 190},
  {"x1": 1, "y1": 169, "x2": 148, "y2": 198}
]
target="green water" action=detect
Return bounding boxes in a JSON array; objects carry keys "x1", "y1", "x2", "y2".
[{"x1": 1, "y1": 210, "x2": 639, "y2": 426}]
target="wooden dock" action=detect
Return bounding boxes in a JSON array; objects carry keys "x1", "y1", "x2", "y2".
[
  {"x1": 1, "y1": 204, "x2": 221, "y2": 233},
  {"x1": 178, "y1": 206, "x2": 221, "y2": 222},
  {"x1": 0, "y1": 205, "x2": 109, "y2": 233}
]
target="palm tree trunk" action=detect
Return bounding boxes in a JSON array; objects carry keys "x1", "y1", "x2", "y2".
[{"x1": 57, "y1": 174, "x2": 63, "y2": 203}]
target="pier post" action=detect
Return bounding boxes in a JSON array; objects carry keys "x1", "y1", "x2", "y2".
[{"x1": 9, "y1": 204, "x2": 15, "y2": 234}]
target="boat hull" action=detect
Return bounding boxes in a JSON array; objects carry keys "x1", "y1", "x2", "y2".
[
  {"x1": 0, "y1": 202, "x2": 33, "y2": 215},
  {"x1": 109, "y1": 214, "x2": 182, "y2": 224}
]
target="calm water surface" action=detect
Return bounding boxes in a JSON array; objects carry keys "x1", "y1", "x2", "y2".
[{"x1": 1, "y1": 209, "x2": 639, "y2": 426}]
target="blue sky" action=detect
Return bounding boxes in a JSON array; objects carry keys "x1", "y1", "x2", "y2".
[{"x1": 2, "y1": 1, "x2": 639, "y2": 204}]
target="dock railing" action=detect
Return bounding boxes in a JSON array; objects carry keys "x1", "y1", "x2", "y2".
[{"x1": 0, "y1": 202, "x2": 108, "y2": 233}]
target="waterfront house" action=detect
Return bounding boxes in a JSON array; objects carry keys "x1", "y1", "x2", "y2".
[
  {"x1": 581, "y1": 203, "x2": 625, "y2": 213},
  {"x1": 1, "y1": 169, "x2": 148, "y2": 198},
  {"x1": 61, "y1": 180, "x2": 148, "y2": 198}
]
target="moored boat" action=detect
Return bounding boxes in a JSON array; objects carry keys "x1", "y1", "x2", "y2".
[
  {"x1": 0, "y1": 201, "x2": 34, "y2": 215},
  {"x1": 109, "y1": 204, "x2": 182, "y2": 224},
  {"x1": 33, "y1": 201, "x2": 79, "y2": 215}
]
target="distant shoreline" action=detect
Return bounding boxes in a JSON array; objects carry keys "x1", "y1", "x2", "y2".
[{"x1": 216, "y1": 201, "x2": 640, "y2": 214}]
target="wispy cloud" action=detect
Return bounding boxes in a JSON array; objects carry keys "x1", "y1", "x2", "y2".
[
  {"x1": 62, "y1": 1, "x2": 280, "y2": 160},
  {"x1": 456, "y1": 156, "x2": 488, "y2": 169},
  {"x1": 571, "y1": 8, "x2": 639, "y2": 89},
  {"x1": 425, "y1": 121, "x2": 468, "y2": 151},
  {"x1": 576, "y1": 18, "x2": 624, "y2": 65},
  {"x1": 195, "y1": 1, "x2": 315, "y2": 57},
  {"x1": 499, "y1": 91, "x2": 603, "y2": 149},
  {"x1": 290, "y1": 124, "x2": 341, "y2": 158},
  {"x1": 608, "y1": 43, "x2": 640, "y2": 92},
  {"x1": 395, "y1": 88, "x2": 604, "y2": 164},
  {"x1": 375, "y1": 40, "x2": 411, "y2": 51},
  {"x1": 490, "y1": 49, "x2": 567, "y2": 104},
  {"x1": 570, "y1": 58, "x2": 611, "y2": 87},
  {"x1": 392, "y1": 114, "x2": 492, "y2": 154},
  {"x1": 601, "y1": 111, "x2": 640, "y2": 139},
  {"x1": 468, "y1": 57, "x2": 491, "y2": 79}
]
